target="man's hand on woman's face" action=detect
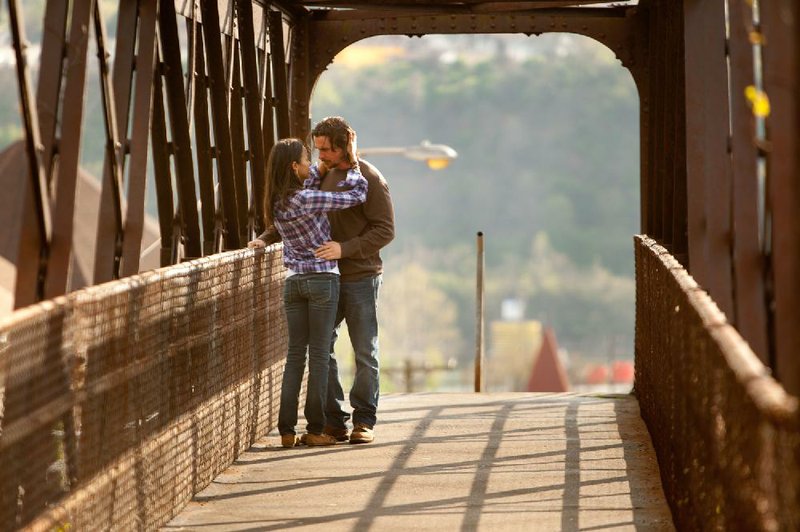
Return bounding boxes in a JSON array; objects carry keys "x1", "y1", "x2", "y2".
[{"x1": 314, "y1": 241, "x2": 342, "y2": 260}]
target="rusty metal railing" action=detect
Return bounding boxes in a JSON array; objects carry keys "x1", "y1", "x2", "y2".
[
  {"x1": 635, "y1": 235, "x2": 800, "y2": 531},
  {"x1": 0, "y1": 245, "x2": 288, "y2": 531}
]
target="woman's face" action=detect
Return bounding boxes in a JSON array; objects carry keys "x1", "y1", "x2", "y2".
[{"x1": 292, "y1": 148, "x2": 311, "y2": 182}]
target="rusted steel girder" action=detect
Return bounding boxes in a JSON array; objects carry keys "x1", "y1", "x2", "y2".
[
  {"x1": 230, "y1": 45, "x2": 251, "y2": 242},
  {"x1": 727, "y1": 0, "x2": 768, "y2": 363},
  {"x1": 158, "y1": 0, "x2": 202, "y2": 262},
  {"x1": 192, "y1": 23, "x2": 220, "y2": 256},
  {"x1": 645, "y1": 0, "x2": 664, "y2": 242},
  {"x1": 201, "y1": 0, "x2": 242, "y2": 249},
  {"x1": 93, "y1": 1, "x2": 127, "y2": 281},
  {"x1": 122, "y1": 1, "x2": 160, "y2": 276},
  {"x1": 94, "y1": 0, "x2": 140, "y2": 283},
  {"x1": 151, "y1": 64, "x2": 177, "y2": 266},
  {"x1": 258, "y1": 22, "x2": 277, "y2": 175},
  {"x1": 7, "y1": 0, "x2": 52, "y2": 306},
  {"x1": 642, "y1": 0, "x2": 686, "y2": 261},
  {"x1": 43, "y1": 0, "x2": 96, "y2": 299},
  {"x1": 269, "y1": 10, "x2": 292, "y2": 140},
  {"x1": 761, "y1": 1, "x2": 800, "y2": 396},
  {"x1": 683, "y1": 0, "x2": 733, "y2": 319},
  {"x1": 289, "y1": 5, "x2": 648, "y2": 139},
  {"x1": 667, "y1": 1, "x2": 687, "y2": 262},
  {"x1": 237, "y1": 0, "x2": 268, "y2": 236},
  {"x1": 299, "y1": 0, "x2": 630, "y2": 12}
]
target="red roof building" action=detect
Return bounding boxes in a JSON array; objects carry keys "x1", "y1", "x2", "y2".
[{"x1": 526, "y1": 326, "x2": 570, "y2": 392}]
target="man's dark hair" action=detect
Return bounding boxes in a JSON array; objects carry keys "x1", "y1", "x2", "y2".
[{"x1": 311, "y1": 116, "x2": 353, "y2": 152}]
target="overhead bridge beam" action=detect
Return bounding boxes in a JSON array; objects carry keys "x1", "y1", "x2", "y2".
[{"x1": 288, "y1": 4, "x2": 647, "y2": 138}]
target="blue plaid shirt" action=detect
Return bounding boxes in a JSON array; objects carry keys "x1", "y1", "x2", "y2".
[{"x1": 274, "y1": 164, "x2": 368, "y2": 273}]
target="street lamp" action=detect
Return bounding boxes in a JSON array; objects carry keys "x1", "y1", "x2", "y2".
[{"x1": 359, "y1": 140, "x2": 458, "y2": 170}]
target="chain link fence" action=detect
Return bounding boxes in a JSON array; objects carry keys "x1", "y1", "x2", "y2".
[{"x1": 635, "y1": 235, "x2": 800, "y2": 530}]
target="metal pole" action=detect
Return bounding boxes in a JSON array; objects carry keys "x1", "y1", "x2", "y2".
[{"x1": 475, "y1": 231, "x2": 485, "y2": 392}]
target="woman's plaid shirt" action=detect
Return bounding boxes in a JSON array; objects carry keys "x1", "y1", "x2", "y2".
[{"x1": 274, "y1": 164, "x2": 368, "y2": 273}]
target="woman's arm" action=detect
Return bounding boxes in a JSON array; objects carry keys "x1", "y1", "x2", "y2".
[
  {"x1": 297, "y1": 166, "x2": 367, "y2": 214},
  {"x1": 303, "y1": 161, "x2": 329, "y2": 189}
]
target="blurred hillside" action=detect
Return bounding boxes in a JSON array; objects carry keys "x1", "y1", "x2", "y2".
[{"x1": 312, "y1": 34, "x2": 639, "y2": 387}]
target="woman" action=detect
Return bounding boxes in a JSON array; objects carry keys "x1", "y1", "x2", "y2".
[{"x1": 251, "y1": 135, "x2": 367, "y2": 448}]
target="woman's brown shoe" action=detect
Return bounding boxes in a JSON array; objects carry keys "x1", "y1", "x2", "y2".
[{"x1": 281, "y1": 434, "x2": 300, "y2": 448}]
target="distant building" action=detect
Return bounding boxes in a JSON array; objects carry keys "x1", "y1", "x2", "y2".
[
  {"x1": 526, "y1": 326, "x2": 570, "y2": 393},
  {"x1": 488, "y1": 319, "x2": 542, "y2": 391}
]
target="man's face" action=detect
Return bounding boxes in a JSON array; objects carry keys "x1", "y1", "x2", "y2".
[{"x1": 314, "y1": 135, "x2": 348, "y2": 169}]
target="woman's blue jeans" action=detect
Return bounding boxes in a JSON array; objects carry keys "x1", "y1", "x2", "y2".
[{"x1": 278, "y1": 273, "x2": 340, "y2": 436}]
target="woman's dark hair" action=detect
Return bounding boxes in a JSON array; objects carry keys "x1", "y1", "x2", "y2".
[
  {"x1": 311, "y1": 116, "x2": 353, "y2": 153},
  {"x1": 264, "y1": 138, "x2": 306, "y2": 228}
]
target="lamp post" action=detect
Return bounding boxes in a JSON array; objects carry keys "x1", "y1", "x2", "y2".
[{"x1": 358, "y1": 140, "x2": 458, "y2": 170}]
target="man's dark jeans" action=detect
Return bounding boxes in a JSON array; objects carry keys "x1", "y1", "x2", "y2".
[
  {"x1": 326, "y1": 274, "x2": 381, "y2": 429},
  {"x1": 278, "y1": 273, "x2": 340, "y2": 436}
]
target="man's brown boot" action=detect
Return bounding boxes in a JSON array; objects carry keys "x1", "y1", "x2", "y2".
[
  {"x1": 324, "y1": 425, "x2": 349, "y2": 442},
  {"x1": 349, "y1": 423, "x2": 374, "y2": 444}
]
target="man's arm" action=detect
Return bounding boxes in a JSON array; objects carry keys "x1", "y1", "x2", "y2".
[{"x1": 338, "y1": 171, "x2": 395, "y2": 259}]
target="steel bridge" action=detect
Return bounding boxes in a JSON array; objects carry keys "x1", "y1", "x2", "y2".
[{"x1": 0, "y1": 0, "x2": 798, "y2": 530}]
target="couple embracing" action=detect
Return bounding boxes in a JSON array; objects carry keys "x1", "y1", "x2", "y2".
[{"x1": 248, "y1": 117, "x2": 395, "y2": 448}]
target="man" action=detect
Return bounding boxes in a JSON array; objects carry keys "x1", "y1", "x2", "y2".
[{"x1": 251, "y1": 117, "x2": 395, "y2": 444}]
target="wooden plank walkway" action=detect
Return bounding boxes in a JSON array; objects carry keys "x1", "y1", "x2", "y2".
[{"x1": 164, "y1": 393, "x2": 674, "y2": 531}]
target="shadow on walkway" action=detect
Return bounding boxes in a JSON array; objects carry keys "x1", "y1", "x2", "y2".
[{"x1": 164, "y1": 393, "x2": 673, "y2": 531}]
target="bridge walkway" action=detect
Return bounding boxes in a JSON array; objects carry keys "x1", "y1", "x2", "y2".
[{"x1": 165, "y1": 392, "x2": 673, "y2": 531}]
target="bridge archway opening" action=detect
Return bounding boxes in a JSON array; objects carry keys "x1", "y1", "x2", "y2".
[{"x1": 310, "y1": 33, "x2": 639, "y2": 394}]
